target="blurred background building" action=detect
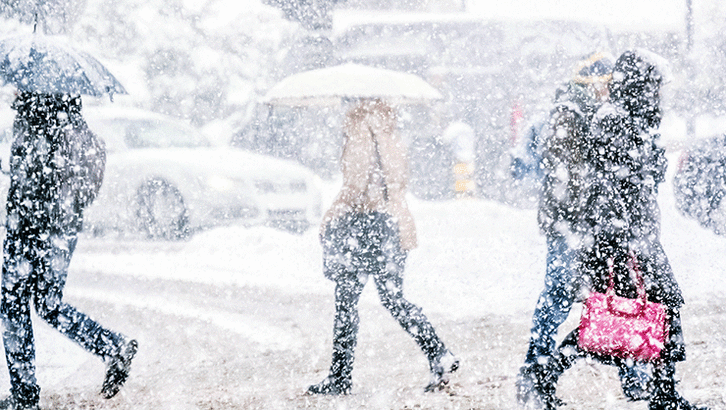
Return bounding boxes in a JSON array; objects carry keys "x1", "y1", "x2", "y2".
[{"x1": 2, "y1": 0, "x2": 725, "y2": 205}]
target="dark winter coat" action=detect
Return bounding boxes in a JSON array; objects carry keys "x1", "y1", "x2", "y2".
[
  {"x1": 578, "y1": 50, "x2": 685, "y2": 362},
  {"x1": 579, "y1": 50, "x2": 683, "y2": 310},
  {"x1": 5, "y1": 93, "x2": 106, "y2": 237},
  {"x1": 537, "y1": 82, "x2": 601, "y2": 237}
]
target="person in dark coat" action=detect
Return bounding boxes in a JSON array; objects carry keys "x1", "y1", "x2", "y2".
[
  {"x1": 526, "y1": 53, "x2": 612, "y2": 365},
  {"x1": 535, "y1": 50, "x2": 709, "y2": 410},
  {"x1": 0, "y1": 92, "x2": 138, "y2": 410},
  {"x1": 517, "y1": 52, "x2": 629, "y2": 407},
  {"x1": 307, "y1": 99, "x2": 458, "y2": 395}
]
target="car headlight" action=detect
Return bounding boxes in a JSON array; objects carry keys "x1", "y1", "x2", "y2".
[
  {"x1": 207, "y1": 176, "x2": 236, "y2": 192},
  {"x1": 254, "y1": 179, "x2": 308, "y2": 194},
  {"x1": 290, "y1": 180, "x2": 307, "y2": 193}
]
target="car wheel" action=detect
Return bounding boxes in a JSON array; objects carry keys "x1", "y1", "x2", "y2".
[
  {"x1": 136, "y1": 179, "x2": 189, "y2": 240},
  {"x1": 709, "y1": 192, "x2": 726, "y2": 236}
]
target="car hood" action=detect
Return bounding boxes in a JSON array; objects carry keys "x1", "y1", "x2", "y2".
[{"x1": 110, "y1": 147, "x2": 316, "y2": 181}]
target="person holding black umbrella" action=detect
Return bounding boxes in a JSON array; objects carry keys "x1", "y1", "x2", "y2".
[
  {"x1": 0, "y1": 33, "x2": 135, "y2": 409},
  {"x1": 0, "y1": 91, "x2": 137, "y2": 410}
]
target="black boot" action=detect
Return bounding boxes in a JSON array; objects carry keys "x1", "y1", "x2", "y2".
[
  {"x1": 618, "y1": 361, "x2": 654, "y2": 401},
  {"x1": 649, "y1": 391, "x2": 710, "y2": 410},
  {"x1": 516, "y1": 363, "x2": 544, "y2": 409},
  {"x1": 0, "y1": 396, "x2": 39, "y2": 410},
  {"x1": 308, "y1": 312, "x2": 357, "y2": 397},
  {"x1": 515, "y1": 362, "x2": 563, "y2": 410},
  {"x1": 308, "y1": 345, "x2": 354, "y2": 396},
  {"x1": 307, "y1": 376, "x2": 352, "y2": 395},
  {"x1": 425, "y1": 350, "x2": 459, "y2": 392},
  {"x1": 101, "y1": 338, "x2": 138, "y2": 399},
  {"x1": 648, "y1": 362, "x2": 709, "y2": 410},
  {"x1": 516, "y1": 330, "x2": 583, "y2": 409}
]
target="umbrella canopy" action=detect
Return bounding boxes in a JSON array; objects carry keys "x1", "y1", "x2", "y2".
[
  {"x1": 0, "y1": 34, "x2": 126, "y2": 97},
  {"x1": 263, "y1": 63, "x2": 443, "y2": 106}
]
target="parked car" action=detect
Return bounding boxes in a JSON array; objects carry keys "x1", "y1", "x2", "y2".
[
  {"x1": 0, "y1": 107, "x2": 323, "y2": 239},
  {"x1": 673, "y1": 133, "x2": 726, "y2": 235}
]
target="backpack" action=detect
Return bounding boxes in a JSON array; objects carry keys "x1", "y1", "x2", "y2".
[
  {"x1": 59, "y1": 119, "x2": 107, "y2": 209},
  {"x1": 537, "y1": 97, "x2": 591, "y2": 235}
]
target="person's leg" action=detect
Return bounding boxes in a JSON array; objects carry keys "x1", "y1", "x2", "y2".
[
  {"x1": 1, "y1": 234, "x2": 41, "y2": 408},
  {"x1": 519, "y1": 328, "x2": 584, "y2": 410},
  {"x1": 34, "y1": 234, "x2": 126, "y2": 356},
  {"x1": 648, "y1": 307, "x2": 707, "y2": 410},
  {"x1": 617, "y1": 360, "x2": 654, "y2": 401},
  {"x1": 309, "y1": 215, "x2": 369, "y2": 395},
  {"x1": 373, "y1": 250, "x2": 446, "y2": 363},
  {"x1": 308, "y1": 275, "x2": 365, "y2": 395},
  {"x1": 649, "y1": 361, "x2": 708, "y2": 410},
  {"x1": 33, "y1": 232, "x2": 137, "y2": 399},
  {"x1": 333, "y1": 276, "x2": 366, "y2": 383},
  {"x1": 371, "y1": 223, "x2": 457, "y2": 391},
  {"x1": 517, "y1": 234, "x2": 577, "y2": 407},
  {"x1": 525, "y1": 234, "x2": 577, "y2": 365}
]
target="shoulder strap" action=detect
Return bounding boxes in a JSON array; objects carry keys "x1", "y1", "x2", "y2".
[{"x1": 369, "y1": 126, "x2": 389, "y2": 202}]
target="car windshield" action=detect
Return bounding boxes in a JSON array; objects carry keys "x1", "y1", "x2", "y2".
[{"x1": 95, "y1": 118, "x2": 211, "y2": 152}]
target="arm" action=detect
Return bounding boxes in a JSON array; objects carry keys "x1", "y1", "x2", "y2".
[
  {"x1": 538, "y1": 107, "x2": 586, "y2": 234},
  {"x1": 372, "y1": 123, "x2": 417, "y2": 250}
]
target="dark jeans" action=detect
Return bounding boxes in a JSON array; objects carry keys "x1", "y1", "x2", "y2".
[
  {"x1": 1, "y1": 229, "x2": 124, "y2": 406},
  {"x1": 322, "y1": 212, "x2": 446, "y2": 381},
  {"x1": 525, "y1": 234, "x2": 577, "y2": 364}
]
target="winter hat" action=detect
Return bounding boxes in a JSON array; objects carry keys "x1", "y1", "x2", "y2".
[
  {"x1": 610, "y1": 49, "x2": 666, "y2": 128},
  {"x1": 612, "y1": 49, "x2": 671, "y2": 86},
  {"x1": 572, "y1": 52, "x2": 614, "y2": 85}
]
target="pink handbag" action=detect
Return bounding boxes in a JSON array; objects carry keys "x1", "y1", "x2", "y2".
[{"x1": 578, "y1": 252, "x2": 669, "y2": 361}]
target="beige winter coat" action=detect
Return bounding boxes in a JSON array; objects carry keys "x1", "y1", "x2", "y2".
[{"x1": 321, "y1": 100, "x2": 417, "y2": 251}]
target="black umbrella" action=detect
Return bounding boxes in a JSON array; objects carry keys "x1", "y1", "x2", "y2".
[{"x1": 0, "y1": 34, "x2": 126, "y2": 97}]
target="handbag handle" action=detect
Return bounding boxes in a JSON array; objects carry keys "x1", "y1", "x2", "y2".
[{"x1": 605, "y1": 250, "x2": 647, "y2": 317}]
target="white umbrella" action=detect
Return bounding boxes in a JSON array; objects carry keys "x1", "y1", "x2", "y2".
[{"x1": 263, "y1": 63, "x2": 443, "y2": 106}]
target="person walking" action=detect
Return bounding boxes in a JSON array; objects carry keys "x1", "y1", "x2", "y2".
[
  {"x1": 516, "y1": 52, "x2": 616, "y2": 406},
  {"x1": 0, "y1": 92, "x2": 138, "y2": 410},
  {"x1": 307, "y1": 99, "x2": 458, "y2": 395},
  {"x1": 533, "y1": 50, "x2": 709, "y2": 410}
]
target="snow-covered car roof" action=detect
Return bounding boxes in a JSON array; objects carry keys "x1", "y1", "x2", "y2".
[
  {"x1": 85, "y1": 105, "x2": 194, "y2": 126},
  {"x1": 83, "y1": 106, "x2": 318, "y2": 179}
]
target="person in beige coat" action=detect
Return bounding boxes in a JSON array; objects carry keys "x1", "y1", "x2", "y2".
[{"x1": 307, "y1": 99, "x2": 458, "y2": 396}]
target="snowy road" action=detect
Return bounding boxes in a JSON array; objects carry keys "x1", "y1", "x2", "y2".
[
  {"x1": 0, "y1": 155, "x2": 724, "y2": 409},
  {"x1": 15, "y1": 255, "x2": 725, "y2": 410}
]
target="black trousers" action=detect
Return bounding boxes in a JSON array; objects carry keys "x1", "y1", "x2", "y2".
[
  {"x1": 550, "y1": 309, "x2": 686, "y2": 404},
  {"x1": 322, "y1": 212, "x2": 446, "y2": 381},
  {"x1": 1, "y1": 228, "x2": 124, "y2": 406}
]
